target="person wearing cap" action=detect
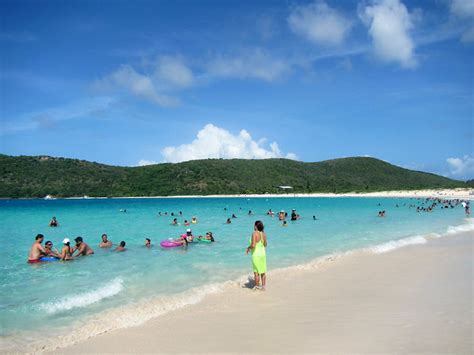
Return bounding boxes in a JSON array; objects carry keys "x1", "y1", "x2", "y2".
[
  {"x1": 72, "y1": 236, "x2": 94, "y2": 257},
  {"x1": 278, "y1": 210, "x2": 285, "y2": 221},
  {"x1": 60, "y1": 238, "x2": 74, "y2": 260},
  {"x1": 184, "y1": 229, "x2": 194, "y2": 243},
  {"x1": 99, "y1": 233, "x2": 113, "y2": 248}
]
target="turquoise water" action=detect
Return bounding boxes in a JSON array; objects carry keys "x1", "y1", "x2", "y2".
[{"x1": 0, "y1": 197, "x2": 471, "y2": 351}]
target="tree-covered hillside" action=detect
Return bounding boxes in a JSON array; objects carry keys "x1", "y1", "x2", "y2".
[{"x1": 0, "y1": 154, "x2": 467, "y2": 198}]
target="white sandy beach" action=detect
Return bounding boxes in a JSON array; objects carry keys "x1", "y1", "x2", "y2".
[
  {"x1": 68, "y1": 188, "x2": 474, "y2": 200},
  {"x1": 50, "y1": 231, "x2": 473, "y2": 354}
]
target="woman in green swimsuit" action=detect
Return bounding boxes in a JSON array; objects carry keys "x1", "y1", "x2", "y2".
[{"x1": 246, "y1": 220, "x2": 267, "y2": 290}]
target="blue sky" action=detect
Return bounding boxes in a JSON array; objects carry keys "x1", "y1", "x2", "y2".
[{"x1": 1, "y1": 0, "x2": 473, "y2": 179}]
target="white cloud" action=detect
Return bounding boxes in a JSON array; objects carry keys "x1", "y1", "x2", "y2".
[
  {"x1": 288, "y1": 1, "x2": 352, "y2": 46},
  {"x1": 359, "y1": 0, "x2": 417, "y2": 68},
  {"x1": 207, "y1": 48, "x2": 289, "y2": 82},
  {"x1": 450, "y1": 0, "x2": 474, "y2": 18},
  {"x1": 94, "y1": 56, "x2": 195, "y2": 106},
  {"x1": 154, "y1": 56, "x2": 194, "y2": 89},
  {"x1": 446, "y1": 155, "x2": 474, "y2": 178},
  {"x1": 449, "y1": 0, "x2": 474, "y2": 43},
  {"x1": 159, "y1": 124, "x2": 297, "y2": 163},
  {"x1": 95, "y1": 65, "x2": 179, "y2": 106},
  {"x1": 138, "y1": 159, "x2": 158, "y2": 166}
]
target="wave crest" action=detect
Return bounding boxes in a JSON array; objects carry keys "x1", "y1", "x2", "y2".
[{"x1": 38, "y1": 278, "x2": 124, "y2": 314}]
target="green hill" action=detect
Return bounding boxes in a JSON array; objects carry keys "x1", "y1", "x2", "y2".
[{"x1": 0, "y1": 154, "x2": 468, "y2": 198}]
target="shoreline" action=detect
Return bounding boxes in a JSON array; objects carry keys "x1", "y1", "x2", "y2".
[
  {"x1": 50, "y1": 229, "x2": 473, "y2": 354},
  {"x1": 5, "y1": 188, "x2": 474, "y2": 201},
  {"x1": 26, "y1": 221, "x2": 470, "y2": 354}
]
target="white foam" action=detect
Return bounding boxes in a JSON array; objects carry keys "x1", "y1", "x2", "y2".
[
  {"x1": 368, "y1": 235, "x2": 428, "y2": 254},
  {"x1": 38, "y1": 278, "x2": 124, "y2": 314},
  {"x1": 446, "y1": 219, "x2": 474, "y2": 234},
  {"x1": 31, "y1": 281, "x2": 231, "y2": 352}
]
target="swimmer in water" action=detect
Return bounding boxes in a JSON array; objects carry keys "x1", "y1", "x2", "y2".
[
  {"x1": 44, "y1": 241, "x2": 60, "y2": 258},
  {"x1": 184, "y1": 220, "x2": 190, "y2": 226},
  {"x1": 115, "y1": 241, "x2": 126, "y2": 252},
  {"x1": 49, "y1": 217, "x2": 59, "y2": 227},
  {"x1": 27, "y1": 234, "x2": 46, "y2": 263},
  {"x1": 191, "y1": 216, "x2": 198, "y2": 224},
  {"x1": 282, "y1": 221, "x2": 288, "y2": 227},
  {"x1": 72, "y1": 237, "x2": 94, "y2": 257},
  {"x1": 60, "y1": 238, "x2": 74, "y2": 260},
  {"x1": 99, "y1": 233, "x2": 113, "y2": 248},
  {"x1": 171, "y1": 218, "x2": 178, "y2": 226},
  {"x1": 226, "y1": 218, "x2": 232, "y2": 224},
  {"x1": 145, "y1": 238, "x2": 151, "y2": 248}
]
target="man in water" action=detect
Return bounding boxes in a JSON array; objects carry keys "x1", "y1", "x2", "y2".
[
  {"x1": 291, "y1": 209, "x2": 298, "y2": 221},
  {"x1": 28, "y1": 234, "x2": 46, "y2": 263},
  {"x1": 72, "y1": 236, "x2": 94, "y2": 256},
  {"x1": 115, "y1": 241, "x2": 126, "y2": 252},
  {"x1": 99, "y1": 233, "x2": 113, "y2": 248},
  {"x1": 44, "y1": 241, "x2": 60, "y2": 258}
]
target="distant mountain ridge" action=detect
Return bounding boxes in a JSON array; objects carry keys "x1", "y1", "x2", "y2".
[{"x1": 0, "y1": 154, "x2": 467, "y2": 198}]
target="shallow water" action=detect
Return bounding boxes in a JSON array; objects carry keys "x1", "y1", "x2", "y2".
[{"x1": 0, "y1": 197, "x2": 470, "y2": 351}]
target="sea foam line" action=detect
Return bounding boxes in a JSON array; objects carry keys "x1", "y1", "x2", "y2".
[{"x1": 38, "y1": 278, "x2": 124, "y2": 314}]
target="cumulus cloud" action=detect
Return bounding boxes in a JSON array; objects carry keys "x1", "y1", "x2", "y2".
[
  {"x1": 159, "y1": 124, "x2": 297, "y2": 163},
  {"x1": 359, "y1": 0, "x2": 417, "y2": 68},
  {"x1": 288, "y1": 1, "x2": 352, "y2": 46},
  {"x1": 446, "y1": 155, "x2": 474, "y2": 178},
  {"x1": 207, "y1": 48, "x2": 289, "y2": 82},
  {"x1": 449, "y1": 0, "x2": 474, "y2": 43}
]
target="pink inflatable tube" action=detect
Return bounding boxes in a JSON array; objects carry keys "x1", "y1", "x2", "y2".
[{"x1": 160, "y1": 240, "x2": 181, "y2": 248}]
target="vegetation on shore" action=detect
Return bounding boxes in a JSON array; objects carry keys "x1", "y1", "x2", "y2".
[{"x1": 0, "y1": 154, "x2": 468, "y2": 198}]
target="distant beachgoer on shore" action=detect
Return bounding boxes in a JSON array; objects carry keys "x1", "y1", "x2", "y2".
[
  {"x1": 171, "y1": 218, "x2": 178, "y2": 225},
  {"x1": 49, "y1": 217, "x2": 58, "y2": 227},
  {"x1": 99, "y1": 234, "x2": 112, "y2": 248},
  {"x1": 145, "y1": 238, "x2": 151, "y2": 248},
  {"x1": 246, "y1": 220, "x2": 267, "y2": 291},
  {"x1": 28, "y1": 234, "x2": 46, "y2": 263},
  {"x1": 60, "y1": 238, "x2": 73, "y2": 260},
  {"x1": 226, "y1": 218, "x2": 232, "y2": 224},
  {"x1": 115, "y1": 241, "x2": 126, "y2": 252},
  {"x1": 72, "y1": 237, "x2": 94, "y2": 257},
  {"x1": 191, "y1": 216, "x2": 198, "y2": 224},
  {"x1": 44, "y1": 241, "x2": 60, "y2": 258}
]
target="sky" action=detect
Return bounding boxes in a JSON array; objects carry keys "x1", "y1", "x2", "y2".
[{"x1": 1, "y1": 0, "x2": 473, "y2": 179}]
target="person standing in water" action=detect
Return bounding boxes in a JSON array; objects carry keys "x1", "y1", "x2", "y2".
[
  {"x1": 246, "y1": 220, "x2": 267, "y2": 291},
  {"x1": 27, "y1": 234, "x2": 46, "y2": 263}
]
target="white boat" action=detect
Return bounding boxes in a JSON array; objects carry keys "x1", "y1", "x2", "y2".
[{"x1": 44, "y1": 195, "x2": 56, "y2": 200}]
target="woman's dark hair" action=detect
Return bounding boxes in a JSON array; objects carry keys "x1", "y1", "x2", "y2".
[
  {"x1": 120, "y1": 241, "x2": 126, "y2": 247},
  {"x1": 145, "y1": 238, "x2": 151, "y2": 242},
  {"x1": 45, "y1": 240, "x2": 52, "y2": 246},
  {"x1": 255, "y1": 220, "x2": 264, "y2": 232}
]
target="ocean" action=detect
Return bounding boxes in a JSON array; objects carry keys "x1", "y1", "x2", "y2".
[{"x1": 0, "y1": 196, "x2": 471, "y2": 352}]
